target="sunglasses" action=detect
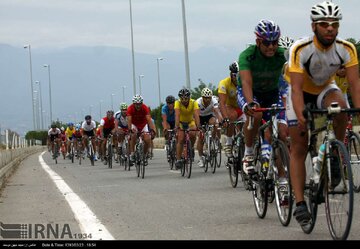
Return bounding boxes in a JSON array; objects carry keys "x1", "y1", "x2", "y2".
[
  {"x1": 314, "y1": 20, "x2": 340, "y2": 29},
  {"x1": 261, "y1": 40, "x2": 279, "y2": 47}
]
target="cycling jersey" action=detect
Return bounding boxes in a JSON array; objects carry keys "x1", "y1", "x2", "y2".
[
  {"x1": 196, "y1": 96, "x2": 219, "y2": 117},
  {"x1": 65, "y1": 127, "x2": 75, "y2": 138},
  {"x1": 238, "y1": 44, "x2": 286, "y2": 94},
  {"x1": 217, "y1": 77, "x2": 238, "y2": 107},
  {"x1": 335, "y1": 75, "x2": 348, "y2": 94},
  {"x1": 285, "y1": 36, "x2": 358, "y2": 95},
  {"x1": 174, "y1": 99, "x2": 199, "y2": 123},
  {"x1": 127, "y1": 103, "x2": 150, "y2": 130},
  {"x1": 82, "y1": 120, "x2": 97, "y2": 131},
  {"x1": 100, "y1": 117, "x2": 115, "y2": 130},
  {"x1": 161, "y1": 104, "x2": 175, "y2": 123},
  {"x1": 114, "y1": 111, "x2": 128, "y2": 128}
]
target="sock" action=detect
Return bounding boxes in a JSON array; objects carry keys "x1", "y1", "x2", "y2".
[
  {"x1": 244, "y1": 146, "x2": 254, "y2": 156},
  {"x1": 226, "y1": 136, "x2": 232, "y2": 146}
]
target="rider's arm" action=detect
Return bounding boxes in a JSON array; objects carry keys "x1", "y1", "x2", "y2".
[
  {"x1": 346, "y1": 64, "x2": 360, "y2": 108},
  {"x1": 290, "y1": 72, "x2": 306, "y2": 129},
  {"x1": 194, "y1": 108, "x2": 201, "y2": 129},
  {"x1": 218, "y1": 92, "x2": 228, "y2": 120},
  {"x1": 127, "y1": 116, "x2": 133, "y2": 132},
  {"x1": 146, "y1": 115, "x2": 156, "y2": 133},
  {"x1": 239, "y1": 70, "x2": 254, "y2": 105}
]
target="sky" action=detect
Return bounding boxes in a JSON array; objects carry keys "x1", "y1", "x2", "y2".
[
  {"x1": 1, "y1": 0, "x2": 359, "y2": 53},
  {"x1": 0, "y1": 0, "x2": 359, "y2": 135}
]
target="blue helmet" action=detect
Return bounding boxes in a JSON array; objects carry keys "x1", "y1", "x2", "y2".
[{"x1": 254, "y1": 19, "x2": 281, "y2": 42}]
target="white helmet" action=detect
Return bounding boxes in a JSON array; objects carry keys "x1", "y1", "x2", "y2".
[
  {"x1": 278, "y1": 36, "x2": 294, "y2": 50},
  {"x1": 201, "y1": 87, "x2": 213, "y2": 98},
  {"x1": 310, "y1": 1, "x2": 342, "y2": 21},
  {"x1": 132, "y1": 94, "x2": 143, "y2": 104}
]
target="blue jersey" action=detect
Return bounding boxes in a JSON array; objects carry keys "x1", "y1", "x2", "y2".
[{"x1": 161, "y1": 104, "x2": 175, "y2": 123}]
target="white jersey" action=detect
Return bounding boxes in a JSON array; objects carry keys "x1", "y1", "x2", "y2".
[
  {"x1": 48, "y1": 128, "x2": 61, "y2": 136},
  {"x1": 196, "y1": 96, "x2": 219, "y2": 117},
  {"x1": 81, "y1": 120, "x2": 96, "y2": 131},
  {"x1": 114, "y1": 110, "x2": 128, "y2": 128}
]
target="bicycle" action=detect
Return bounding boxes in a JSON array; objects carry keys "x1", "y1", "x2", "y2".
[
  {"x1": 165, "y1": 129, "x2": 177, "y2": 170},
  {"x1": 225, "y1": 120, "x2": 245, "y2": 188},
  {"x1": 179, "y1": 128, "x2": 195, "y2": 179},
  {"x1": 85, "y1": 136, "x2": 96, "y2": 166},
  {"x1": 60, "y1": 141, "x2": 66, "y2": 160},
  {"x1": 105, "y1": 134, "x2": 113, "y2": 169},
  {"x1": 301, "y1": 102, "x2": 358, "y2": 240},
  {"x1": 69, "y1": 140, "x2": 75, "y2": 163},
  {"x1": 248, "y1": 106, "x2": 292, "y2": 226},
  {"x1": 134, "y1": 131, "x2": 149, "y2": 179},
  {"x1": 202, "y1": 124, "x2": 217, "y2": 174},
  {"x1": 76, "y1": 138, "x2": 84, "y2": 165},
  {"x1": 119, "y1": 132, "x2": 131, "y2": 171},
  {"x1": 344, "y1": 115, "x2": 360, "y2": 193},
  {"x1": 51, "y1": 140, "x2": 60, "y2": 164}
]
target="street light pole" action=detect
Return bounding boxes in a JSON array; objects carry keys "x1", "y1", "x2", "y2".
[
  {"x1": 24, "y1": 45, "x2": 36, "y2": 130},
  {"x1": 43, "y1": 64, "x2": 53, "y2": 126},
  {"x1": 111, "y1": 94, "x2": 116, "y2": 110},
  {"x1": 156, "y1": 58, "x2": 164, "y2": 106},
  {"x1": 181, "y1": 0, "x2": 191, "y2": 89},
  {"x1": 99, "y1": 100, "x2": 103, "y2": 120},
  {"x1": 33, "y1": 90, "x2": 39, "y2": 130},
  {"x1": 122, "y1": 86, "x2": 126, "y2": 102},
  {"x1": 35, "y1": 81, "x2": 44, "y2": 129},
  {"x1": 129, "y1": 0, "x2": 137, "y2": 95},
  {"x1": 138, "y1": 75, "x2": 144, "y2": 95}
]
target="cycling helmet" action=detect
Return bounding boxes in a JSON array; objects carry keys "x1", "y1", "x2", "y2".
[
  {"x1": 120, "y1": 103, "x2": 128, "y2": 110},
  {"x1": 166, "y1": 95, "x2": 175, "y2": 104},
  {"x1": 107, "y1": 110, "x2": 114, "y2": 115},
  {"x1": 254, "y1": 19, "x2": 281, "y2": 42},
  {"x1": 60, "y1": 127, "x2": 65, "y2": 132},
  {"x1": 67, "y1": 122, "x2": 74, "y2": 127},
  {"x1": 51, "y1": 124, "x2": 57, "y2": 129},
  {"x1": 201, "y1": 87, "x2": 213, "y2": 98},
  {"x1": 278, "y1": 36, "x2": 295, "y2": 49},
  {"x1": 311, "y1": 1, "x2": 342, "y2": 21},
  {"x1": 178, "y1": 88, "x2": 191, "y2": 99},
  {"x1": 229, "y1": 61, "x2": 239, "y2": 74},
  {"x1": 85, "y1": 115, "x2": 91, "y2": 120},
  {"x1": 132, "y1": 94, "x2": 143, "y2": 104},
  {"x1": 75, "y1": 124, "x2": 81, "y2": 130}
]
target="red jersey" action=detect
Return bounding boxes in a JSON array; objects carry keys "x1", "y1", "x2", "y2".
[
  {"x1": 127, "y1": 104, "x2": 150, "y2": 130},
  {"x1": 100, "y1": 116, "x2": 115, "y2": 130}
]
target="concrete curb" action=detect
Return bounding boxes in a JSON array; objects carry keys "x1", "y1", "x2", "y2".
[{"x1": 0, "y1": 146, "x2": 45, "y2": 191}]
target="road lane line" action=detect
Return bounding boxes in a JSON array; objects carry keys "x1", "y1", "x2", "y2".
[{"x1": 39, "y1": 152, "x2": 114, "y2": 240}]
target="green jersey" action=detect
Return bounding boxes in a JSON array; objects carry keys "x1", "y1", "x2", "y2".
[{"x1": 238, "y1": 45, "x2": 286, "y2": 94}]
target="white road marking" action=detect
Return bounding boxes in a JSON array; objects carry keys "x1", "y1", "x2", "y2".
[{"x1": 39, "y1": 152, "x2": 114, "y2": 240}]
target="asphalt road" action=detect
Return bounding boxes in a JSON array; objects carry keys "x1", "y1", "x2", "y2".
[{"x1": 0, "y1": 149, "x2": 359, "y2": 241}]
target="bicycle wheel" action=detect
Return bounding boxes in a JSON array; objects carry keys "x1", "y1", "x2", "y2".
[
  {"x1": 70, "y1": 143, "x2": 74, "y2": 163},
  {"x1": 170, "y1": 139, "x2": 176, "y2": 170},
  {"x1": 107, "y1": 141, "x2": 113, "y2": 169},
  {"x1": 89, "y1": 144, "x2": 95, "y2": 166},
  {"x1": 252, "y1": 145, "x2": 268, "y2": 219},
  {"x1": 325, "y1": 140, "x2": 353, "y2": 240},
  {"x1": 347, "y1": 132, "x2": 360, "y2": 193},
  {"x1": 302, "y1": 152, "x2": 318, "y2": 234},
  {"x1": 214, "y1": 137, "x2": 222, "y2": 168},
  {"x1": 54, "y1": 143, "x2": 59, "y2": 164},
  {"x1": 210, "y1": 138, "x2": 217, "y2": 174},
  {"x1": 140, "y1": 154, "x2": 146, "y2": 179},
  {"x1": 184, "y1": 139, "x2": 192, "y2": 178},
  {"x1": 273, "y1": 140, "x2": 293, "y2": 226}
]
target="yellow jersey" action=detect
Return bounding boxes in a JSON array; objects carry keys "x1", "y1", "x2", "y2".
[
  {"x1": 335, "y1": 75, "x2": 348, "y2": 94},
  {"x1": 174, "y1": 99, "x2": 199, "y2": 123},
  {"x1": 65, "y1": 127, "x2": 75, "y2": 138},
  {"x1": 285, "y1": 36, "x2": 358, "y2": 95},
  {"x1": 217, "y1": 77, "x2": 239, "y2": 108}
]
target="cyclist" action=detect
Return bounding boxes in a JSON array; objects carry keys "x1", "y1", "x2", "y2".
[
  {"x1": 99, "y1": 110, "x2": 116, "y2": 163},
  {"x1": 114, "y1": 103, "x2": 129, "y2": 162},
  {"x1": 81, "y1": 115, "x2": 98, "y2": 161},
  {"x1": 73, "y1": 123, "x2": 83, "y2": 157},
  {"x1": 127, "y1": 95, "x2": 156, "y2": 166},
  {"x1": 278, "y1": 35, "x2": 295, "y2": 108},
  {"x1": 47, "y1": 124, "x2": 61, "y2": 159},
  {"x1": 218, "y1": 62, "x2": 244, "y2": 158},
  {"x1": 162, "y1": 95, "x2": 176, "y2": 160},
  {"x1": 65, "y1": 122, "x2": 76, "y2": 157},
  {"x1": 237, "y1": 19, "x2": 288, "y2": 176},
  {"x1": 196, "y1": 87, "x2": 223, "y2": 167},
  {"x1": 174, "y1": 88, "x2": 201, "y2": 170},
  {"x1": 285, "y1": 1, "x2": 360, "y2": 227}
]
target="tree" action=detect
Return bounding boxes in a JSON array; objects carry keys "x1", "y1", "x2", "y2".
[{"x1": 190, "y1": 79, "x2": 218, "y2": 100}]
